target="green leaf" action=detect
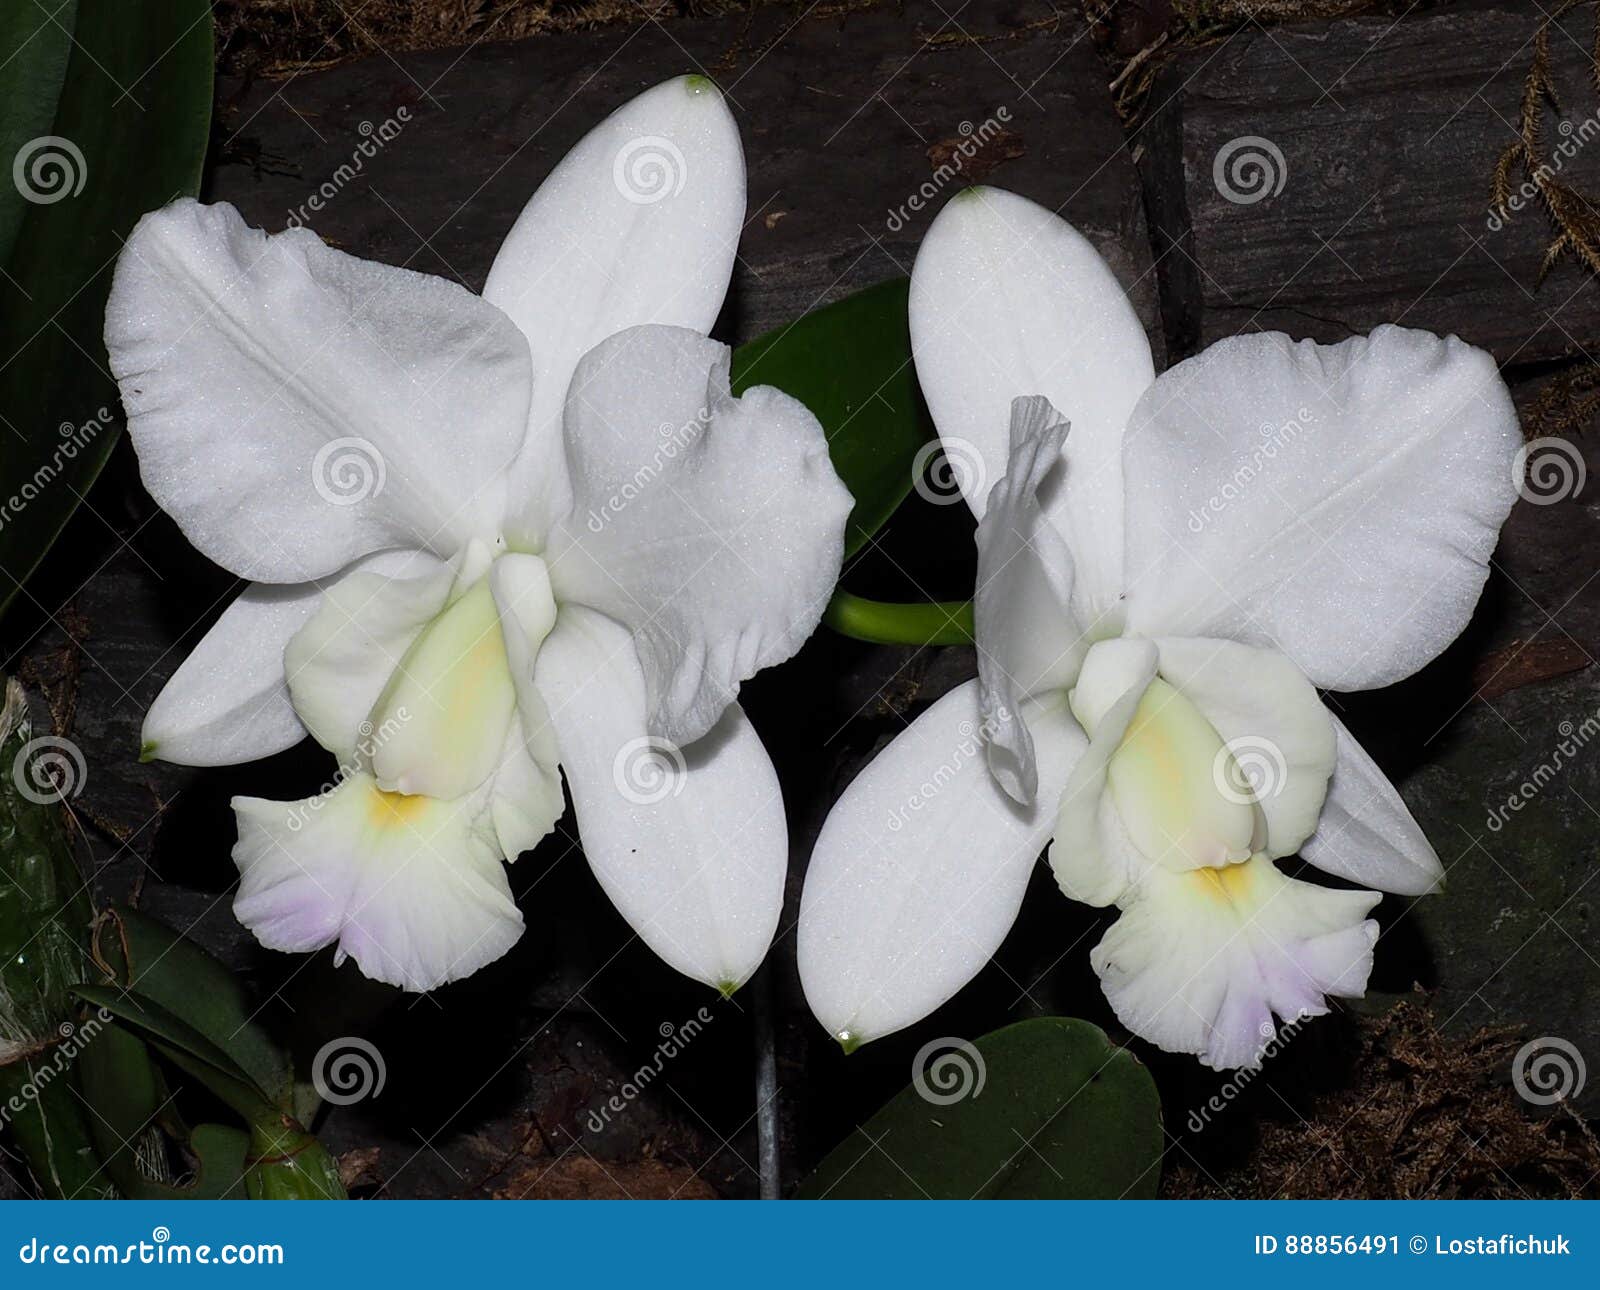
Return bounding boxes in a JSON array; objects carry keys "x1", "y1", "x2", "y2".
[
  {"x1": 0, "y1": 677, "x2": 100, "y2": 1198},
  {"x1": 91, "y1": 906, "x2": 294, "y2": 1113},
  {"x1": 0, "y1": 1047, "x2": 108, "y2": 1198},
  {"x1": 0, "y1": 1, "x2": 77, "y2": 266},
  {"x1": 72, "y1": 985, "x2": 275, "y2": 1120},
  {"x1": 76, "y1": 1019, "x2": 251, "y2": 1200},
  {"x1": 798, "y1": 1018, "x2": 1163, "y2": 1199},
  {"x1": 730, "y1": 278, "x2": 933, "y2": 560},
  {"x1": 0, "y1": 0, "x2": 212, "y2": 622},
  {"x1": 243, "y1": 1119, "x2": 347, "y2": 1201},
  {"x1": 73, "y1": 984, "x2": 347, "y2": 1198}
]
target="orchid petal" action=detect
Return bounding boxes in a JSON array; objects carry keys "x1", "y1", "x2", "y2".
[
  {"x1": 233, "y1": 773, "x2": 520, "y2": 992},
  {"x1": 283, "y1": 553, "x2": 455, "y2": 764},
  {"x1": 797, "y1": 681, "x2": 1086, "y2": 1048},
  {"x1": 484, "y1": 77, "x2": 746, "y2": 542},
  {"x1": 908, "y1": 186, "x2": 1154, "y2": 620},
  {"x1": 1151, "y1": 637, "x2": 1335, "y2": 860},
  {"x1": 1053, "y1": 639, "x2": 1158, "y2": 907},
  {"x1": 1123, "y1": 325, "x2": 1521, "y2": 690},
  {"x1": 1301, "y1": 714, "x2": 1444, "y2": 895},
  {"x1": 1090, "y1": 856, "x2": 1380, "y2": 1070},
  {"x1": 549, "y1": 324, "x2": 850, "y2": 746},
  {"x1": 142, "y1": 581, "x2": 322, "y2": 767},
  {"x1": 974, "y1": 395, "x2": 1085, "y2": 805},
  {"x1": 366, "y1": 577, "x2": 519, "y2": 801},
  {"x1": 532, "y1": 605, "x2": 785, "y2": 993},
  {"x1": 106, "y1": 200, "x2": 533, "y2": 582}
]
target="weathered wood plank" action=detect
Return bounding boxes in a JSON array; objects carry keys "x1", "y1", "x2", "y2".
[
  {"x1": 1160, "y1": 3, "x2": 1600, "y2": 367},
  {"x1": 210, "y1": 0, "x2": 1158, "y2": 348}
]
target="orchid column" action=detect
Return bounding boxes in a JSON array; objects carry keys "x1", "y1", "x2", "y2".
[{"x1": 111, "y1": 78, "x2": 851, "y2": 996}]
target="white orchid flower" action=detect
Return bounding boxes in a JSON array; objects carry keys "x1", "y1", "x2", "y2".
[
  {"x1": 798, "y1": 186, "x2": 1520, "y2": 1069},
  {"x1": 109, "y1": 77, "x2": 851, "y2": 995}
]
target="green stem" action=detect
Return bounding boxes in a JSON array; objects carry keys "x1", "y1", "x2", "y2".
[{"x1": 823, "y1": 591, "x2": 975, "y2": 647}]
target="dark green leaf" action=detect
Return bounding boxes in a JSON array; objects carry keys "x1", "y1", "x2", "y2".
[
  {"x1": 0, "y1": 0, "x2": 212, "y2": 621},
  {"x1": 0, "y1": 677, "x2": 100, "y2": 1197},
  {"x1": 0, "y1": 1048, "x2": 107, "y2": 1198},
  {"x1": 244, "y1": 1119, "x2": 347, "y2": 1200},
  {"x1": 798, "y1": 1017, "x2": 1163, "y2": 1199},
  {"x1": 72, "y1": 984, "x2": 277, "y2": 1124},
  {"x1": 730, "y1": 278, "x2": 933, "y2": 559},
  {"x1": 0, "y1": 1, "x2": 77, "y2": 265},
  {"x1": 92, "y1": 906, "x2": 294, "y2": 1113},
  {"x1": 76, "y1": 1018, "x2": 251, "y2": 1200}
]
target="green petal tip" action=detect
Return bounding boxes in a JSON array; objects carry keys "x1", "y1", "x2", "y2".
[
  {"x1": 138, "y1": 740, "x2": 158, "y2": 763},
  {"x1": 837, "y1": 1030, "x2": 862, "y2": 1055}
]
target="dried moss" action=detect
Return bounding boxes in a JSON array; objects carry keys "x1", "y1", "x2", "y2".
[
  {"x1": 213, "y1": 0, "x2": 805, "y2": 75},
  {"x1": 1165, "y1": 1002, "x2": 1600, "y2": 1199}
]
